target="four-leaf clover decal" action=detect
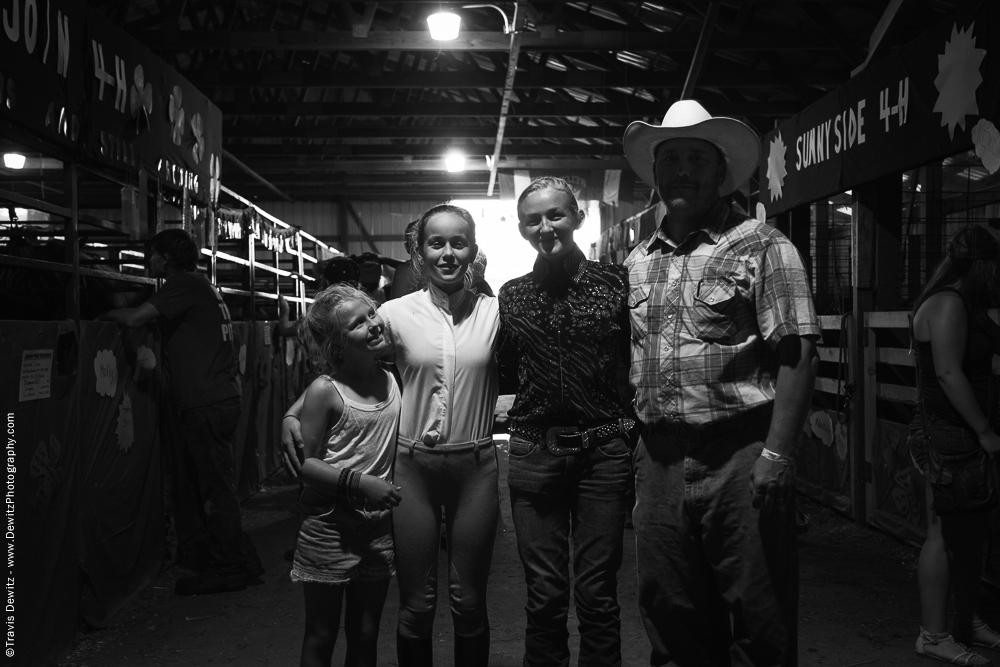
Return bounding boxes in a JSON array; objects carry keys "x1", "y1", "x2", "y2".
[{"x1": 168, "y1": 85, "x2": 185, "y2": 146}]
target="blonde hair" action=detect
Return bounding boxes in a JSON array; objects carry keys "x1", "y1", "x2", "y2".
[
  {"x1": 516, "y1": 176, "x2": 584, "y2": 223},
  {"x1": 298, "y1": 283, "x2": 378, "y2": 374}
]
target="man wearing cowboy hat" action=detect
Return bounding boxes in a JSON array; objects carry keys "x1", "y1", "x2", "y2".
[{"x1": 623, "y1": 100, "x2": 820, "y2": 665}]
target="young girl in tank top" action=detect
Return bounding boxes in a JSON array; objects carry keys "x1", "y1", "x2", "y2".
[{"x1": 292, "y1": 283, "x2": 403, "y2": 667}]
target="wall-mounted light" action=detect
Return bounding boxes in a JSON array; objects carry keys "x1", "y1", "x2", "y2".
[
  {"x1": 3, "y1": 153, "x2": 26, "y2": 169},
  {"x1": 427, "y1": 11, "x2": 461, "y2": 41},
  {"x1": 444, "y1": 151, "x2": 467, "y2": 172}
]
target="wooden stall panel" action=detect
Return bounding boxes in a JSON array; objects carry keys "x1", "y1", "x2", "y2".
[
  {"x1": 232, "y1": 321, "x2": 260, "y2": 499},
  {"x1": 253, "y1": 322, "x2": 279, "y2": 483},
  {"x1": 797, "y1": 315, "x2": 854, "y2": 516},
  {"x1": 0, "y1": 321, "x2": 81, "y2": 667},
  {"x1": 76, "y1": 322, "x2": 164, "y2": 628},
  {"x1": 863, "y1": 312, "x2": 925, "y2": 543}
]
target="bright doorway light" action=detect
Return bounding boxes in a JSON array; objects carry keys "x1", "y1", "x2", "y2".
[
  {"x1": 428, "y1": 12, "x2": 461, "y2": 40},
  {"x1": 444, "y1": 151, "x2": 467, "y2": 172},
  {"x1": 3, "y1": 153, "x2": 26, "y2": 169},
  {"x1": 452, "y1": 198, "x2": 602, "y2": 291}
]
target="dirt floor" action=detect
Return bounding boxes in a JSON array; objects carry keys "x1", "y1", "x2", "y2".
[{"x1": 59, "y1": 439, "x2": 1000, "y2": 667}]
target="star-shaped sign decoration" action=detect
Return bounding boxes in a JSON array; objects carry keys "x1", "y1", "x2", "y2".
[
  {"x1": 766, "y1": 132, "x2": 788, "y2": 202},
  {"x1": 933, "y1": 22, "x2": 986, "y2": 140}
]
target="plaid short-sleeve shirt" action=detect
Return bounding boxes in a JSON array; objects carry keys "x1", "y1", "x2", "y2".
[{"x1": 624, "y1": 201, "x2": 820, "y2": 428}]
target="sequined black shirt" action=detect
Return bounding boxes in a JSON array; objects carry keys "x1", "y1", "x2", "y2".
[{"x1": 497, "y1": 245, "x2": 632, "y2": 426}]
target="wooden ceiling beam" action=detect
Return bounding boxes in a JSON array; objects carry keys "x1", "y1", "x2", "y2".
[
  {"x1": 222, "y1": 124, "x2": 628, "y2": 139},
  {"x1": 227, "y1": 143, "x2": 626, "y2": 158},
  {"x1": 222, "y1": 158, "x2": 635, "y2": 173},
  {"x1": 135, "y1": 29, "x2": 843, "y2": 52},
  {"x1": 215, "y1": 100, "x2": 800, "y2": 118},
  {"x1": 796, "y1": 3, "x2": 867, "y2": 68},
  {"x1": 182, "y1": 64, "x2": 843, "y2": 89}
]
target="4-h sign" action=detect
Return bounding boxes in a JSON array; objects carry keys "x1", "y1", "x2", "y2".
[
  {"x1": 759, "y1": 0, "x2": 1000, "y2": 216},
  {"x1": 0, "y1": 1, "x2": 222, "y2": 206}
]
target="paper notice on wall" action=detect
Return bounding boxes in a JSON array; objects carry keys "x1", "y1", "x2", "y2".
[
  {"x1": 95, "y1": 349, "x2": 119, "y2": 397},
  {"x1": 19, "y1": 349, "x2": 54, "y2": 402}
]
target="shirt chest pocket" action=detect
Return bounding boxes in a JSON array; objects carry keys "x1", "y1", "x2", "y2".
[
  {"x1": 627, "y1": 285, "x2": 650, "y2": 342},
  {"x1": 689, "y1": 277, "x2": 740, "y2": 341}
]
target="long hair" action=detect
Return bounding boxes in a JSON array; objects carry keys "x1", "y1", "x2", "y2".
[
  {"x1": 516, "y1": 176, "x2": 584, "y2": 223},
  {"x1": 410, "y1": 203, "x2": 477, "y2": 287},
  {"x1": 298, "y1": 283, "x2": 378, "y2": 375},
  {"x1": 912, "y1": 224, "x2": 1000, "y2": 326}
]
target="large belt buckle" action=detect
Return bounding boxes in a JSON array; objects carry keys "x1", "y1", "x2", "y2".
[
  {"x1": 545, "y1": 426, "x2": 585, "y2": 456},
  {"x1": 664, "y1": 420, "x2": 700, "y2": 445}
]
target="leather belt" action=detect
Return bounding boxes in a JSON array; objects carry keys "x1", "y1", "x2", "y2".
[
  {"x1": 651, "y1": 407, "x2": 772, "y2": 446},
  {"x1": 509, "y1": 418, "x2": 638, "y2": 456}
]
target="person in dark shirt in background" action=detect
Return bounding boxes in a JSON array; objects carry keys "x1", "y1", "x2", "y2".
[
  {"x1": 101, "y1": 229, "x2": 262, "y2": 595},
  {"x1": 390, "y1": 220, "x2": 421, "y2": 300},
  {"x1": 497, "y1": 176, "x2": 635, "y2": 667}
]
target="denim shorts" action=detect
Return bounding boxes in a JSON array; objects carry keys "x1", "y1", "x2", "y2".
[
  {"x1": 291, "y1": 502, "x2": 394, "y2": 585},
  {"x1": 909, "y1": 410, "x2": 981, "y2": 473}
]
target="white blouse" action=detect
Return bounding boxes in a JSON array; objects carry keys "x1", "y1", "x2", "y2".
[{"x1": 379, "y1": 284, "x2": 499, "y2": 445}]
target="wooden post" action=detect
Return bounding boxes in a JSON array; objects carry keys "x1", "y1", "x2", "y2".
[
  {"x1": 248, "y1": 229, "x2": 257, "y2": 322},
  {"x1": 851, "y1": 173, "x2": 900, "y2": 524},
  {"x1": 296, "y1": 233, "x2": 305, "y2": 320},
  {"x1": 790, "y1": 204, "x2": 812, "y2": 283},
  {"x1": 872, "y1": 176, "x2": 903, "y2": 310},
  {"x1": 775, "y1": 211, "x2": 791, "y2": 237},
  {"x1": 63, "y1": 162, "x2": 80, "y2": 322},
  {"x1": 338, "y1": 198, "x2": 349, "y2": 255},
  {"x1": 924, "y1": 163, "x2": 944, "y2": 274}
]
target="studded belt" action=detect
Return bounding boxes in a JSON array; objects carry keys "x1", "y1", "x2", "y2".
[{"x1": 509, "y1": 418, "x2": 638, "y2": 456}]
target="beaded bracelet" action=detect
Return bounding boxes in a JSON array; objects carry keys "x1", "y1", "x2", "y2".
[
  {"x1": 760, "y1": 447, "x2": 795, "y2": 468},
  {"x1": 336, "y1": 468, "x2": 352, "y2": 498}
]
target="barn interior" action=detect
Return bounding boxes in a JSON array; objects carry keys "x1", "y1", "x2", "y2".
[{"x1": 2, "y1": 1, "x2": 999, "y2": 665}]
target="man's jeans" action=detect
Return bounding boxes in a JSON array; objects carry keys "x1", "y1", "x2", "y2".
[
  {"x1": 634, "y1": 419, "x2": 797, "y2": 667},
  {"x1": 176, "y1": 397, "x2": 253, "y2": 579},
  {"x1": 508, "y1": 435, "x2": 632, "y2": 667}
]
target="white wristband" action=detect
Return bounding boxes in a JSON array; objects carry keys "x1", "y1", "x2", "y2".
[{"x1": 760, "y1": 447, "x2": 794, "y2": 467}]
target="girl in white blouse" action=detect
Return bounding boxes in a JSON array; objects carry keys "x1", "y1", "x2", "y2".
[{"x1": 378, "y1": 204, "x2": 500, "y2": 667}]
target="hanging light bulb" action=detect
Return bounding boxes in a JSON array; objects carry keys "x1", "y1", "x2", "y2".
[
  {"x1": 3, "y1": 153, "x2": 26, "y2": 169},
  {"x1": 427, "y1": 11, "x2": 461, "y2": 41},
  {"x1": 444, "y1": 151, "x2": 466, "y2": 172}
]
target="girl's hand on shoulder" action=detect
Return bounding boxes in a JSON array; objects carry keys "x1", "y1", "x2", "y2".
[{"x1": 358, "y1": 475, "x2": 403, "y2": 510}]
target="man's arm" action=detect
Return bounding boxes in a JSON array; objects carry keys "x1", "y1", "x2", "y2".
[
  {"x1": 99, "y1": 302, "x2": 161, "y2": 328},
  {"x1": 276, "y1": 295, "x2": 301, "y2": 337},
  {"x1": 750, "y1": 334, "x2": 818, "y2": 513}
]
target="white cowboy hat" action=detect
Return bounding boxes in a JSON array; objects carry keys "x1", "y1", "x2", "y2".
[{"x1": 624, "y1": 100, "x2": 761, "y2": 197}]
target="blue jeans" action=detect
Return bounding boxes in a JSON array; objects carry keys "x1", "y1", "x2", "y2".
[
  {"x1": 508, "y1": 435, "x2": 632, "y2": 667},
  {"x1": 634, "y1": 420, "x2": 797, "y2": 667},
  {"x1": 176, "y1": 397, "x2": 254, "y2": 579}
]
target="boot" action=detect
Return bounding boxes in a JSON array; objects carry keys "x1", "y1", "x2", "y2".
[
  {"x1": 397, "y1": 632, "x2": 433, "y2": 667},
  {"x1": 454, "y1": 631, "x2": 490, "y2": 667}
]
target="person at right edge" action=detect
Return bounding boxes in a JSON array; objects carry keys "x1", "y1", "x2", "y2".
[
  {"x1": 909, "y1": 225, "x2": 1000, "y2": 666},
  {"x1": 622, "y1": 99, "x2": 820, "y2": 666}
]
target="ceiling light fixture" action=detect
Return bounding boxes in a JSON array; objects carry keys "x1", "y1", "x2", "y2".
[
  {"x1": 3, "y1": 153, "x2": 26, "y2": 169},
  {"x1": 462, "y1": 4, "x2": 511, "y2": 34},
  {"x1": 444, "y1": 151, "x2": 467, "y2": 172},
  {"x1": 427, "y1": 11, "x2": 461, "y2": 41}
]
